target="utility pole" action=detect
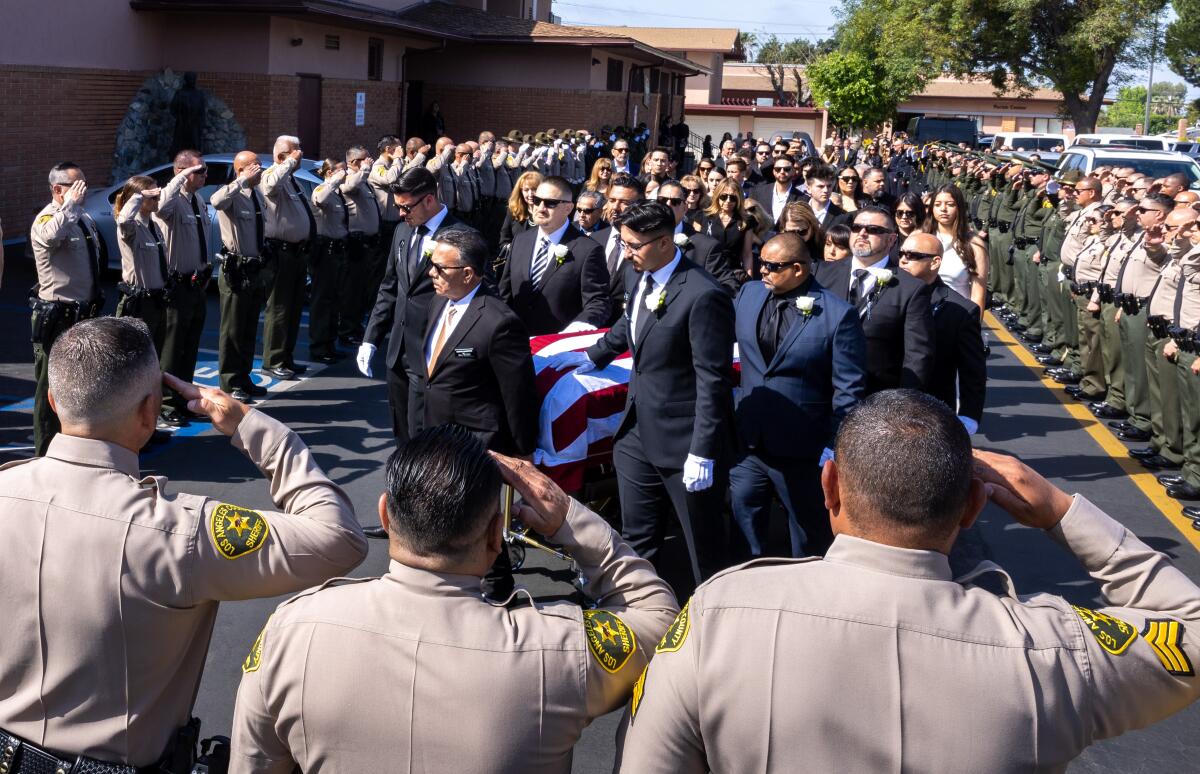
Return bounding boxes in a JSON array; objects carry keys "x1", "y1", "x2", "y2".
[{"x1": 1144, "y1": 11, "x2": 1159, "y2": 135}]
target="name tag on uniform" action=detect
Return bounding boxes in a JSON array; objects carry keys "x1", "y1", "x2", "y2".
[
  {"x1": 144, "y1": 241, "x2": 158, "y2": 248},
  {"x1": 453, "y1": 347, "x2": 476, "y2": 359}
]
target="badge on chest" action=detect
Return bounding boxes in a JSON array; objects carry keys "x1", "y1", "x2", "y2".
[{"x1": 453, "y1": 347, "x2": 476, "y2": 359}]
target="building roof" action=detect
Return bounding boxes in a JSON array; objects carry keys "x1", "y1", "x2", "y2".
[
  {"x1": 722, "y1": 63, "x2": 801, "y2": 93},
  {"x1": 584, "y1": 26, "x2": 739, "y2": 54},
  {"x1": 918, "y1": 77, "x2": 1064, "y2": 101}
]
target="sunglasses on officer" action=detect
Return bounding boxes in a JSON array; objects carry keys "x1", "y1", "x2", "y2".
[{"x1": 760, "y1": 258, "x2": 809, "y2": 273}]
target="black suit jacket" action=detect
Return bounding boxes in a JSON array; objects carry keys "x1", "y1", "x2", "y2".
[
  {"x1": 409, "y1": 285, "x2": 539, "y2": 455},
  {"x1": 748, "y1": 182, "x2": 806, "y2": 216},
  {"x1": 364, "y1": 211, "x2": 475, "y2": 372},
  {"x1": 836, "y1": 148, "x2": 858, "y2": 166},
  {"x1": 929, "y1": 279, "x2": 986, "y2": 423},
  {"x1": 498, "y1": 223, "x2": 610, "y2": 335},
  {"x1": 814, "y1": 257, "x2": 935, "y2": 394},
  {"x1": 814, "y1": 201, "x2": 849, "y2": 232},
  {"x1": 586, "y1": 255, "x2": 735, "y2": 468}
]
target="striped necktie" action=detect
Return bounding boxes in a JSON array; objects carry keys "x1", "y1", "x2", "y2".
[{"x1": 531, "y1": 237, "x2": 551, "y2": 288}]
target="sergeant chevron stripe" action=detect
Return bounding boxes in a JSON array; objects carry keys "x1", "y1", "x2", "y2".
[{"x1": 1141, "y1": 619, "x2": 1195, "y2": 677}]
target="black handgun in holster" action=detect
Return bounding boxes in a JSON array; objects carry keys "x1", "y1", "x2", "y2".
[
  {"x1": 1062, "y1": 265, "x2": 1075, "y2": 282},
  {"x1": 192, "y1": 735, "x2": 231, "y2": 774},
  {"x1": 159, "y1": 717, "x2": 200, "y2": 773},
  {"x1": 1098, "y1": 284, "x2": 1115, "y2": 304},
  {"x1": 1006, "y1": 245, "x2": 1015, "y2": 266},
  {"x1": 1148, "y1": 315, "x2": 1170, "y2": 338}
]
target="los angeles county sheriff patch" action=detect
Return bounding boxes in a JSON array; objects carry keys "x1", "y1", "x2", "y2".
[
  {"x1": 243, "y1": 625, "x2": 265, "y2": 673},
  {"x1": 630, "y1": 666, "x2": 648, "y2": 719},
  {"x1": 211, "y1": 503, "x2": 270, "y2": 560},
  {"x1": 584, "y1": 610, "x2": 636, "y2": 673},
  {"x1": 656, "y1": 600, "x2": 691, "y2": 654},
  {"x1": 1072, "y1": 605, "x2": 1137, "y2": 655}
]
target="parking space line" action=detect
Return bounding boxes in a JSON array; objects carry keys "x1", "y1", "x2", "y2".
[{"x1": 986, "y1": 311, "x2": 1200, "y2": 553}]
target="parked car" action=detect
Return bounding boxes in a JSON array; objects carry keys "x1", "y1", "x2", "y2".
[
  {"x1": 990, "y1": 132, "x2": 1069, "y2": 153},
  {"x1": 1056, "y1": 147, "x2": 1200, "y2": 189},
  {"x1": 759, "y1": 130, "x2": 817, "y2": 158},
  {"x1": 1070, "y1": 133, "x2": 1174, "y2": 151},
  {"x1": 906, "y1": 116, "x2": 978, "y2": 147},
  {"x1": 84, "y1": 153, "x2": 323, "y2": 272}
]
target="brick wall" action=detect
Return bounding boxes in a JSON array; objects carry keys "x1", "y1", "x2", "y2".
[{"x1": 318, "y1": 78, "x2": 404, "y2": 161}]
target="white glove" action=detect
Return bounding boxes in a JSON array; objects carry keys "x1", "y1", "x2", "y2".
[
  {"x1": 560, "y1": 321, "x2": 598, "y2": 334},
  {"x1": 546, "y1": 350, "x2": 594, "y2": 373},
  {"x1": 356, "y1": 343, "x2": 377, "y2": 378},
  {"x1": 958, "y1": 416, "x2": 979, "y2": 435},
  {"x1": 818, "y1": 447, "x2": 835, "y2": 468},
  {"x1": 682, "y1": 454, "x2": 714, "y2": 493}
]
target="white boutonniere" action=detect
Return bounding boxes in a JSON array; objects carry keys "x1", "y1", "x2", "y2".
[
  {"x1": 645, "y1": 286, "x2": 667, "y2": 314},
  {"x1": 673, "y1": 233, "x2": 691, "y2": 248},
  {"x1": 795, "y1": 296, "x2": 816, "y2": 316},
  {"x1": 875, "y1": 268, "x2": 894, "y2": 288},
  {"x1": 422, "y1": 240, "x2": 438, "y2": 259},
  {"x1": 552, "y1": 243, "x2": 570, "y2": 265}
]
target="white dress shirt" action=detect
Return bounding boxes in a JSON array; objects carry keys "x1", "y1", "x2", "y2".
[
  {"x1": 771, "y1": 186, "x2": 793, "y2": 222},
  {"x1": 849, "y1": 255, "x2": 891, "y2": 299},
  {"x1": 811, "y1": 200, "x2": 831, "y2": 224},
  {"x1": 415, "y1": 205, "x2": 449, "y2": 258},
  {"x1": 536, "y1": 219, "x2": 571, "y2": 249},
  {"x1": 425, "y1": 282, "x2": 481, "y2": 364},
  {"x1": 629, "y1": 248, "x2": 682, "y2": 333}
]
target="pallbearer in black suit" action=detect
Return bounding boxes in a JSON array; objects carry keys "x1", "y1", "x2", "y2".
[
  {"x1": 731, "y1": 233, "x2": 867, "y2": 557},
  {"x1": 358, "y1": 168, "x2": 474, "y2": 444},
  {"x1": 898, "y1": 232, "x2": 987, "y2": 434},
  {"x1": 589, "y1": 174, "x2": 645, "y2": 325},
  {"x1": 498, "y1": 176, "x2": 610, "y2": 335},
  {"x1": 815, "y1": 207, "x2": 935, "y2": 395},
  {"x1": 412, "y1": 229, "x2": 539, "y2": 456},
  {"x1": 549, "y1": 202, "x2": 736, "y2": 589}
]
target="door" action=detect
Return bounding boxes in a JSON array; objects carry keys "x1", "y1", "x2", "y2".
[
  {"x1": 405, "y1": 80, "x2": 424, "y2": 140},
  {"x1": 297, "y1": 73, "x2": 323, "y2": 159}
]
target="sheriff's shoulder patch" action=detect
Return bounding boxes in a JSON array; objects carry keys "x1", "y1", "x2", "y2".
[
  {"x1": 36, "y1": 214, "x2": 52, "y2": 225},
  {"x1": 630, "y1": 666, "x2": 648, "y2": 719},
  {"x1": 1043, "y1": 199, "x2": 1054, "y2": 208},
  {"x1": 656, "y1": 600, "x2": 691, "y2": 654},
  {"x1": 1073, "y1": 605, "x2": 1137, "y2": 655},
  {"x1": 243, "y1": 624, "x2": 266, "y2": 673},
  {"x1": 374, "y1": 165, "x2": 386, "y2": 174},
  {"x1": 584, "y1": 609, "x2": 636, "y2": 673},
  {"x1": 1142, "y1": 619, "x2": 1195, "y2": 677},
  {"x1": 210, "y1": 503, "x2": 270, "y2": 560}
]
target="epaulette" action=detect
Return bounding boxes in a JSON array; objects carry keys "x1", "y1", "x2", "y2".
[{"x1": 276, "y1": 574, "x2": 375, "y2": 609}]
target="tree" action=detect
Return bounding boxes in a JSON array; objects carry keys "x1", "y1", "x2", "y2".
[
  {"x1": 1099, "y1": 85, "x2": 1179, "y2": 133},
  {"x1": 830, "y1": 0, "x2": 1168, "y2": 133},
  {"x1": 807, "y1": 51, "x2": 901, "y2": 129},
  {"x1": 1166, "y1": 0, "x2": 1200, "y2": 87},
  {"x1": 754, "y1": 35, "x2": 836, "y2": 106},
  {"x1": 736, "y1": 31, "x2": 758, "y2": 62}
]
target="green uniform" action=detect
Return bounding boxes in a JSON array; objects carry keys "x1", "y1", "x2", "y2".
[
  {"x1": 1114, "y1": 232, "x2": 1165, "y2": 437},
  {"x1": 1036, "y1": 203, "x2": 1069, "y2": 354},
  {"x1": 259, "y1": 157, "x2": 317, "y2": 372},
  {"x1": 1012, "y1": 188, "x2": 1050, "y2": 337},
  {"x1": 211, "y1": 176, "x2": 269, "y2": 393},
  {"x1": 1171, "y1": 244, "x2": 1200, "y2": 485},
  {"x1": 989, "y1": 181, "x2": 1019, "y2": 305}
]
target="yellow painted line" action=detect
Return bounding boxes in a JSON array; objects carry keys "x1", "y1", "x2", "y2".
[{"x1": 985, "y1": 310, "x2": 1200, "y2": 553}]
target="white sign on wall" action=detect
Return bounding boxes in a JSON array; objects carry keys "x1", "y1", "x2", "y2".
[{"x1": 355, "y1": 92, "x2": 366, "y2": 127}]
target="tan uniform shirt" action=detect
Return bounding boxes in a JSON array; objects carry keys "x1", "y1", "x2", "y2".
[
  {"x1": 1073, "y1": 233, "x2": 1113, "y2": 284},
  {"x1": 0, "y1": 411, "x2": 368, "y2": 766},
  {"x1": 1100, "y1": 231, "x2": 1143, "y2": 287},
  {"x1": 311, "y1": 177, "x2": 350, "y2": 240},
  {"x1": 29, "y1": 199, "x2": 101, "y2": 302},
  {"x1": 616, "y1": 497, "x2": 1200, "y2": 773},
  {"x1": 116, "y1": 194, "x2": 167, "y2": 289},
  {"x1": 1060, "y1": 202, "x2": 1101, "y2": 269},
  {"x1": 340, "y1": 169, "x2": 380, "y2": 235},
  {"x1": 211, "y1": 179, "x2": 265, "y2": 258},
  {"x1": 1175, "y1": 244, "x2": 1200, "y2": 328},
  {"x1": 230, "y1": 500, "x2": 679, "y2": 774},
  {"x1": 368, "y1": 156, "x2": 412, "y2": 224},
  {"x1": 1115, "y1": 234, "x2": 1169, "y2": 298},
  {"x1": 259, "y1": 158, "x2": 314, "y2": 243},
  {"x1": 154, "y1": 171, "x2": 211, "y2": 274}
]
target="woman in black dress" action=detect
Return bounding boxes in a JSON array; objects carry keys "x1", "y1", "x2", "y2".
[{"x1": 698, "y1": 178, "x2": 754, "y2": 287}]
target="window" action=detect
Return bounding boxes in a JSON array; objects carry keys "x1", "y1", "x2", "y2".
[
  {"x1": 368, "y1": 38, "x2": 383, "y2": 81},
  {"x1": 325, "y1": 34, "x2": 340, "y2": 50},
  {"x1": 630, "y1": 66, "x2": 644, "y2": 93},
  {"x1": 1034, "y1": 117, "x2": 1064, "y2": 134},
  {"x1": 650, "y1": 68, "x2": 661, "y2": 94},
  {"x1": 606, "y1": 59, "x2": 623, "y2": 92}
]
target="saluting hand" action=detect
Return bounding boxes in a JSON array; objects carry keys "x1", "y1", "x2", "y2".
[
  {"x1": 62, "y1": 180, "x2": 88, "y2": 206},
  {"x1": 162, "y1": 373, "x2": 249, "y2": 437},
  {"x1": 972, "y1": 449, "x2": 1074, "y2": 531},
  {"x1": 237, "y1": 163, "x2": 262, "y2": 185},
  {"x1": 491, "y1": 452, "x2": 570, "y2": 537}
]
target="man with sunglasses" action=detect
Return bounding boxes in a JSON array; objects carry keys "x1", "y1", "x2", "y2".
[
  {"x1": 574, "y1": 190, "x2": 607, "y2": 235},
  {"x1": 749, "y1": 157, "x2": 805, "y2": 223},
  {"x1": 155, "y1": 149, "x2": 214, "y2": 427},
  {"x1": 498, "y1": 176, "x2": 610, "y2": 335},
  {"x1": 590, "y1": 173, "x2": 646, "y2": 324},
  {"x1": 611, "y1": 139, "x2": 633, "y2": 175},
  {"x1": 360, "y1": 168, "x2": 476, "y2": 452},
  {"x1": 815, "y1": 207, "x2": 934, "y2": 395},
  {"x1": 731, "y1": 232, "x2": 866, "y2": 558},
  {"x1": 550, "y1": 201, "x2": 736, "y2": 592}
]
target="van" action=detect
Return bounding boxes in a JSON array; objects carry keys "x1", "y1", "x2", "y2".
[
  {"x1": 1070, "y1": 133, "x2": 1173, "y2": 151},
  {"x1": 906, "y1": 116, "x2": 978, "y2": 146},
  {"x1": 990, "y1": 132, "x2": 1069, "y2": 153}
]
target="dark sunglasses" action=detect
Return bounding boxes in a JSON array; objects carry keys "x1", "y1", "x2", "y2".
[
  {"x1": 718, "y1": 194, "x2": 738, "y2": 202},
  {"x1": 839, "y1": 175, "x2": 859, "y2": 182},
  {"x1": 658, "y1": 196, "x2": 684, "y2": 206},
  {"x1": 613, "y1": 147, "x2": 629, "y2": 153},
  {"x1": 774, "y1": 166, "x2": 794, "y2": 174},
  {"x1": 533, "y1": 195, "x2": 569, "y2": 208},
  {"x1": 430, "y1": 262, "x2": 467, "y2": 276},
  {"x1": 761, "y1": 259, "x2": 807, "y2": 273},
  {"x1": 576, "y1": 207, "x2": 599, "y2": 215},
  {"x1": 898, "y1": 249, "x2": 938, "y2": 262},
  {"x1": 851, "y1": 223, "x2": 893, "y2": 236},
  {"x1": 684, "y1": 187, "x2": 703, "y2": 196},
  {"x1": 894, "y1": 210, "x2": 916, "y2": 218}
]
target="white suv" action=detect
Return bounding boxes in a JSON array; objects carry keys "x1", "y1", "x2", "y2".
[
  {"x1": 1056, "y1": 147, "x2": 1200, "y2": 189},
  {"x1": 990, "y1": 132, "x2": 1069, "y2": 153},
  {"x1": 1071, "y1": 133, "x2": 1174, "y2": 151}
]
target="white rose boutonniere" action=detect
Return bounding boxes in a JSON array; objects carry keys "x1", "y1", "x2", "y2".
[
  {"x1": 673, "y1": 233, "x2": 691, "y2": 248},
  {"x1": 645, "y1": 286, "x2": 667, "y2": 314},
  {"x1": 552, "y1": 244, "x2": 570, "y2": 266},
  {"x1": 795, "y1": 296, "x2": 816, "y2": 316},
  {"x1": 422, "y1": 240, "x2": 438, "y2": 259},
  {"x1": 875, "y1": 268, "x2": 894, "y2": 289}
]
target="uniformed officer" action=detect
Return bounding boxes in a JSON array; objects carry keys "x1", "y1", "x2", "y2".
[
  {"x1": 616, "y1": 389, "x2": 1200, "y2": 773},
  {"x1": 1009, "y1": 166, "x2": 1053, "y2": 343},
  {"x1": 338, "y1": 145, "x2": 382, "y2": 347},
  {"x1": 155, "y1": 149, "x2": 213, "y2": 427},
  {"x1": 1029, "y1": 171, "x2": 1078, "y2": 368},
  {"x1": 1044, "y1": 176, "x2": 1104, "y2": 381},
  {"x1": 259, "y1": 135, "x2": 316, "y2": 381},
  {"x1": 113, "y1": 175, "x2": 169, "y2": 354},
  {"x1": 1167, "y1": 218, "x2": 1200, "y2": 523},
  {"x1": 309, "y1": 158, "x2": 350, "y2": 364},
  {"x1": 230, "y1": 425, "x2": 677, "y2": 772},
  {"x1": 28, "y1": 162, "x2": 106, "y2": 455},
  {"x1": 211, "y1": 150, "x2": 270, "y2": 402},
  {"x1": 0, "y1": 317, "x2": 367, "y2": 771},
  {"x1": 988, "y1": 164, "x2": 1022, "y2": 316}
]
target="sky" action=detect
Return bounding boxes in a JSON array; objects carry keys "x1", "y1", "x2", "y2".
[{"x1": 554, "y1": 0, "x2": 1195, "y2": 101}]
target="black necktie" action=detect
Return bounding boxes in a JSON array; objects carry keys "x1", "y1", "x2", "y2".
[
  {"x1": 607, "y1": 238, "x2": 623, "y2": 274},
  {"x1": 149, "y1": 219, "x2": 168, "y2": 287},
  {"x1": 409, "y1": 224, "x2": 429, "y2": 279},
  {"x1": 335, "y1": 189, "x2": 351, "y2": 234},
  {"x1": 635, "y1": 277, "x2": 656, "y2": 343},
  {"x1": 250, "y1": 189, "x2": 265, "y2": 253},
  {"x1": 78, "y1": 213, "x2": 101, "y2": 297},
  {"x1": 849, "y1": 268, "x2": 870, "y2": 306},
  {"x1": 189, "y1": 193, "x2": 208, "y2": 265},
  {"x1": 1174, "y1": 268, "x2": 1187, "y2": 322},
  {"x1": 293, "y1": 175, "x2": 317, "y2": 242}
]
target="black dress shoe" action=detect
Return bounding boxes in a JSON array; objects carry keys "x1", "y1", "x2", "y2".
[
  {"x1": 362, "y1": 525, "x2": 389, "y2": 539},
  {"x1": 1141, "y1": 455, "x2": 1182, "y2": 471},
  {"x1": 338, "y1": 335, "x2": 363, "y2": 347},
  {"x1": 1066, "y1": 386, "x2": 1104, "y2": 401},
  {"x1": 265, "y1": 367, "x2": 297, "y2": 381},
  {"x1": 1118, "y1": 427, "x2": 1153, "y2": 442},
  {"x1": 287, "y1": 362, "x2": 309, "y2": 375},
  {"x1": 1158, "y1": 473, "x2": 1186, "y2": 487},
  {"x1": 1108, "y1": 421, "x2": 1135, "y2": 432},
  {"x1": 1021, "y1": 333, "x2": 1043, "y2": 343},
  {"x1": 159, "y1": 408, "x2": 191, "y2": 427},
  {"x1": 1129, "y1": 446, "x2": 1159, "y2": 460},
  {"x1": 312, "y1": 353, "x2": 343, "y2": 365},
  {"x1": 1054, "y1": 372, "x2": 1084, "y2": 385},
  {"x1": 230, "y1": 388, "x2": 254, "y2": 404},
  {"x1": 1091, "y1": 404, "x2": 1128, "y2": 420},
  {"x1": 1037, "y1": 355, "x2": 1064, "y2": 366},
  {"x1": 246, "y1": 383, "x2": 268, "y2": 397},
  {"x1": 1032, "y1": 344, "x2": 1055, "y2": 355},
  {"x1": 1183, "y1": 505, "x2": 1200, "y2": 519},
  {"x1": 1166, "y1": 482, "x2": 1200, "y2": 500}
]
